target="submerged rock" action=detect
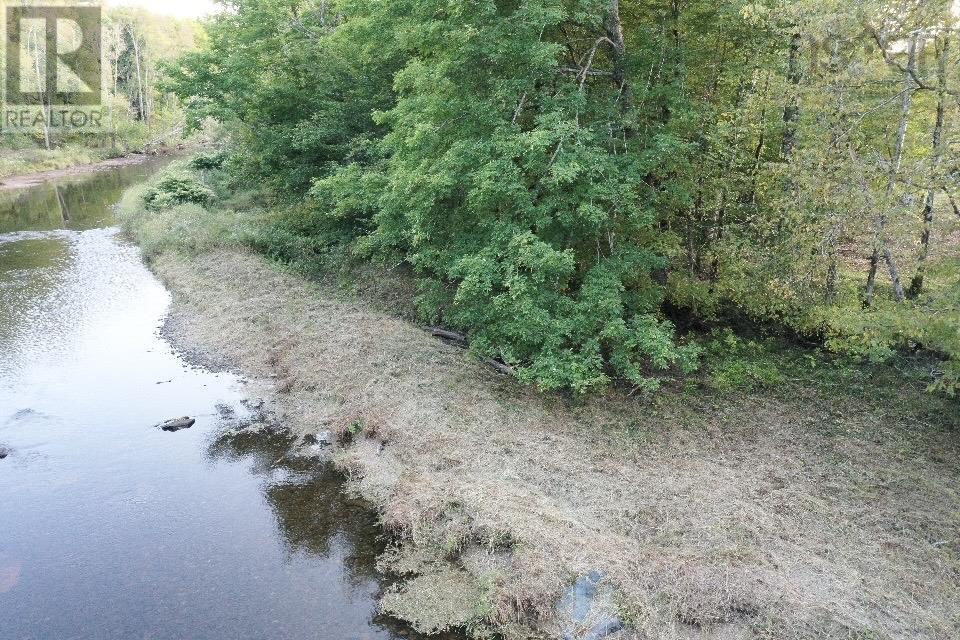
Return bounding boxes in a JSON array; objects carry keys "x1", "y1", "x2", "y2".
[
  {"x1": 215, "y1": 403, "x2": 236, "y2": 419},
  {"x1": 10, "y1": 408, "x2": 37, "y2": 422},
  {"x1": 301, "y1": 430, "x2": 334, "y2": 447},
  {"x1": 241, "y1": 398, "x2": 265, "y2": 411},
  {"x1": 559, "y1": 571, "x2": 625, "y2": 640},
  {"x1": 285, "y1": 430, "x2": 336, "y2": 462},
  {"x1": 157, "y1": 416, "x2": 196, "y2": 432}
]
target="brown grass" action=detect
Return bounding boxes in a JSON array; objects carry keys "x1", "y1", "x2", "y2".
[{"x1": 152, "y1": 248, "x2": 960, "y2": 640}]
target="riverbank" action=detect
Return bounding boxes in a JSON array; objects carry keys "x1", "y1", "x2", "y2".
[
  {"x1": 110, "y1": 157, "x2": 960, "y2": 639},
  {"x1": 0, "y1": 151, "x2": 177, "y2": 192},
  {"x1": 140, "y1": 245, "x2": 960, "y2": 640}
]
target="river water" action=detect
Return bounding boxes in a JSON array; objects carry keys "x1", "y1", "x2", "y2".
[{"x1": 0, "y1": 161, "x2": 433, "y2": 640}]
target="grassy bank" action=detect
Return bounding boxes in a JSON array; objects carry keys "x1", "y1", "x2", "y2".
[
  {"x1": 0, "y1": 138, "x2": 184, "y2": 184},
  {"x1": 0, "y1": 143, "x2": 113, "y2": 181},
  {"x1": 119, "y1": 163, "x2": 960, "y2": 640}
]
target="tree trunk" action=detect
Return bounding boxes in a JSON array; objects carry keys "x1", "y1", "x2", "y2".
[
  {"x1": 129, "y1": 25, "x2": 147, "y2": 123},
  {"x1": 908, "y1": 33, "x2": 950, "y2": 298},
  {"x1": 865, "y1": 33, "x2": 915, "y2": 306},
  {"x1": 108, "y1": 25, "x2": 119, "y2": 150},
  {"x1": 27, "y1": 26, "x2": 51, "y2": 150},
  {"x1": 782, "y1": 31, "x2": 802, "y2": 159},
  {"x1": 604, "y1": 0, "x2": 632, "y2": 113}
]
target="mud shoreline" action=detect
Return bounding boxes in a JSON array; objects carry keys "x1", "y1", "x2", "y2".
[{"x1": 0, "y1": 152, "x2": 171, "y2": 192}]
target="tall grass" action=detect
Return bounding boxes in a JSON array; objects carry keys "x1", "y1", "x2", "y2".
[{"x1": 116, "y1": 160, "x2": 259, "y2": 259}]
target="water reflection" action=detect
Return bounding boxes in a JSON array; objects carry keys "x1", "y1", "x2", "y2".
[
  {"x1": 0, "y1": 158, "x2": 169, "y2": 351},
  {"x1": 207, "y1": 426, "x2": 382, "y2": 576},
  {"x1": 0, "y1": 160, "x2": 162, "y2": 234},
  {"x1": 207, "y1": 424, "x2": 432, "y2": 639}
]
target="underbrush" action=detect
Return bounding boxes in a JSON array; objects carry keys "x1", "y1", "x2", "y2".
[
  {"x1": 275, "y1": 210, "x2": 955, "y2": 397},
  {"x1": 700, "y1": 329, "x2": 786, "y2": 391},
  {"x1": 121, "y1": 153, "x2": 959, "y2": 399},
  {"x1": 684, "y1": 266, "x2": 960, "y2": 397},
  {"x1": 143, "y1": 171, "x2": 214, "y2": 211},
  {"x1": 119, "y1": 156, "x2": 421, "y2": 319},
  {"x1": 116, "y1": 159, "x2": 261, "y2": 259}
]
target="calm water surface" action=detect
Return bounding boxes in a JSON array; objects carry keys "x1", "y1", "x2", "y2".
[{"x1": 0, "y1": 162, "x2": 433, "y2": 639}]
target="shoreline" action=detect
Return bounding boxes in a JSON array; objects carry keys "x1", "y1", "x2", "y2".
[
  {"x1": 0, "y1": 151, "x2": 176, "y2": 192},
  {"x1": 141, "y1": 246, "x2": 960, "y2": 640}
]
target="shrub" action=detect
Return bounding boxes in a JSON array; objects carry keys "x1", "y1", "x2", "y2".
[
  {"x1": 704, "y1": 329, "x2": 785, "y2": 391},
  {"x1": 144, "y1": 171, "x2": 214, "y2": 211},
  {"x1": 189, "y1": 150, "x2": 228, "y2": 171},
  {"x1": 116, "y1": 162, "x2": 252, "y2": 258}
]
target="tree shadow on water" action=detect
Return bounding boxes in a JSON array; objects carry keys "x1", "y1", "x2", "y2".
[{"x1": 206, "y1": 422, "x2": 461, "y2": 640}]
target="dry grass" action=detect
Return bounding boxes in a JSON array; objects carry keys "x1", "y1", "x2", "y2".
[{"x1": 152, "y1": 248, "x2": 960, "y2": 640}]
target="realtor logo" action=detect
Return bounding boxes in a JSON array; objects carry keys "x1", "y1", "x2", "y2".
[
  {"x1": 3, "y1": 1, "x2": 103, "y2": 133},
  {"x1": 5, "y1": 3, "x2": 101, "y2": 105}
]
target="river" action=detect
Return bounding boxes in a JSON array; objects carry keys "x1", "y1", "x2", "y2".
[{"x1": 0, "y1": 160, "x2": 439, "y2": 640}]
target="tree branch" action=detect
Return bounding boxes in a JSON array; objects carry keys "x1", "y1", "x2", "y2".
[
  {"x1": 864, "y1": 25, "x2": 959, "y2": 95},
  {"x1": 577, "y1": 36, "x2": 617, "y2": 91}
]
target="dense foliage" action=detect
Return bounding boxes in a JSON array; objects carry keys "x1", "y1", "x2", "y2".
[{"x1": 169, "y1": 0, "x2": 960, "y2": 393}]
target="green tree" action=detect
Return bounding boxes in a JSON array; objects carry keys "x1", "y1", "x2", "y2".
[{"x1": 168, "y1": 0, "x2": 960, "y2": 393}]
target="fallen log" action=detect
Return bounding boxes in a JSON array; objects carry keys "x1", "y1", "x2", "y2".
[
  {"x1": 426, "y1": 327, "x2": 514, "y2": 376},
  {"x1": 428, "y1": 327, "x2": 469, "y2": 346},
  {"x1": 487, "y1": 359, "x2": 515, "y2": 376}
]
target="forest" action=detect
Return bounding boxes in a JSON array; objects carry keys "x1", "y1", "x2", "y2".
[
  {"x1": 0, "y1": 7, "x2": 201, "y2": 178},
  {"x1": 162, "y1": 0, "x2": 960, "y2": 395}
]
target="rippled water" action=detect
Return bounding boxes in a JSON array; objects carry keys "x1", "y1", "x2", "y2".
[{"x1": 0, "y1": 162, "x2": 438, "y2": 639}]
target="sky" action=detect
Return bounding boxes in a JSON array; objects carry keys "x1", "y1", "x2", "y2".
[
  {"x1": 103, "y1": 0, "x2": 960, "y2": 21},
  {"x1": 104, "y1": 0, "x2": 219, "y2": 19},
  {"x1": 97, "y1": 0, "x2": 959, "y2": 26}
]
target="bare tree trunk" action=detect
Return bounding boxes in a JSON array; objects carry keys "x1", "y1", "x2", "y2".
[
  {"x1": 908, "y1": 33, "x2": 950, "y2": 298},
  {"x1": 27, "y1": 26, "x2": 51, "y2": 150},
  {"x1": 946, "y1": 188, "x2": 960, "y2": 218},
  {"x1": 145, "y1": 64, "x2": 153, "y2": 128},
  {"x1": 865, "y1": 33, "x2": 915, "y2": 306},
  {"x1": 129, "y1": 25, "x2": 147, "y2": 123},
  {"x1": 882, "y1": 245, "x2": 906, "y2": 301},
  {"x1": 604, "y1": 0, "x2": 632, "y2": 113},
  {"x1": 110, "y1": 25, "x2": 120, "y2": 151},
  {"x1": 782, "y1": 31, "x2": 802, "y2": 159}
]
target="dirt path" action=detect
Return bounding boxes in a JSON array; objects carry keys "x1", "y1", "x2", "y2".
[
  {"x1": 0, "y1": 154, "x2": 161, "y2": 192},
  {"x1": 146, "y1": 247, "x2": 960, "y2": 640}
]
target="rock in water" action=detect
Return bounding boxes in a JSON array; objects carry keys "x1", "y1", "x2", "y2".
[
  {"x1": 157, "y1": 416, "x2": 196, "y2": 432},
  {"x1": 0, "y1": 447, "x2": 9, "y2": 459},
  {"x1": 301, "y1": 430, "x2": 334, "y2": 447},
  {"x1": 558, "y1": 571, "x2": 625, "y2": 640}
]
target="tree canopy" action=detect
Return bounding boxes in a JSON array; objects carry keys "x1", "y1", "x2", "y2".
[{"x1": 168, "y1": 0, "x2": 960, "y2": 393}]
